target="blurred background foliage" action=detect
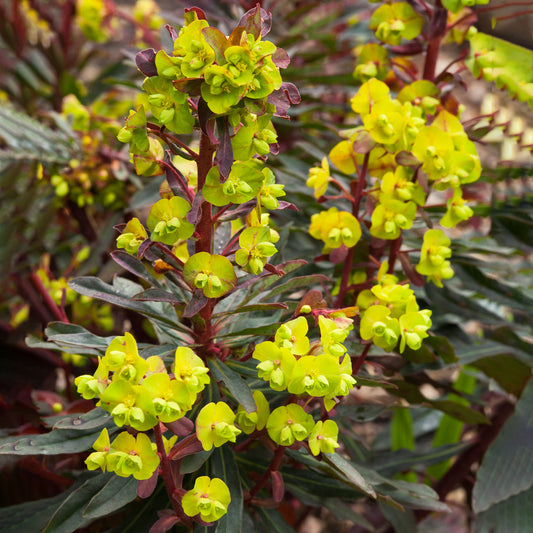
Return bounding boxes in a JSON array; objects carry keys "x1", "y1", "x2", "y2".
[{"x1": 1, "y1": 1, "x2": 533, "y2": 532}]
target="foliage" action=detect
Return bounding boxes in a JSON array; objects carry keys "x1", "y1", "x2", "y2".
[{"x1": 1, "y1": 1, "x2": 533, "y2": 532}]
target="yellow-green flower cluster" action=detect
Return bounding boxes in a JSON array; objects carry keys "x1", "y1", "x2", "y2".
[
  {"x1": 253, "y1": 316, "x2": 356, "y2": 411},
  {"x1": 85, "y1": 428, "x2": 161, "y2": 480},
  {"x1": 75, "y1": 333, "x2": 210, "y2": 431},
  {"x1": 357, "y1": 263, "x2": 432, "y2": 352}
]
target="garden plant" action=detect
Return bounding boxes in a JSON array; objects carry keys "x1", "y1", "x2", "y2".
[{"x1": 1, "y1": 1, "x2": 533, "y2": 532}]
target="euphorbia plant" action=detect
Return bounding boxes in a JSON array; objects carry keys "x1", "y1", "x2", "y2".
[{"x1": 3, "y1": 1, "x2": 533, "y2": 532}]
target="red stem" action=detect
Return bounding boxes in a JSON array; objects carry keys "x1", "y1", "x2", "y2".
[
  {"x1": 153, "y1": 423, "x2": 191, "y2": 525},
  {"x1": 246, "y1": 445, "x2": 286, "y2": 501},
  {"x1": 352, "y1": 344, "x2": 371, "y2": 375},
  {"x1": 30, "y1": 272, "x2": 69, "y2": 322}
]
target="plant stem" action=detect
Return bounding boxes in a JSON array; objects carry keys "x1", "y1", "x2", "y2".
[
  {"x1": 153, "y1": 423, "x2": 190, "y2": 524},
  {"x1": 246, "y1": 445, "x2": 286, "y2": 501},
  {"x1": 30, "y1": 272, "x2": 69, "y2": 322},
  {"x1": 352, "y1": 343, "x2": 371, "y2": 375}
]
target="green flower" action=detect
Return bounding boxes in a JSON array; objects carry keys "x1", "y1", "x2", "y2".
[
  {"x1": 370, "y1": 3, "x2": 424, "y2": 46},
  {"x1": 275, "y1": 317, "x2": 310, "y2": 356},
  {"x1": 85, "y1": 428, "x2": 111, "y2": 472},
  {"x1": 236, "y1": 390, "x2": 270, "y2": 434},
  {"x1": 142, "y1": 76, "x2": 194, "y2": 134},
  {"x1": 116, "y1": 218, "x2": 148, "y2": 255},
  {"x1": 360, "y1": 305, "x2": 400, "y2": 352},
  {"x1": 173, "y1": 346, "x2": 210, "y2": 397},
  {"x1": 351, "y1": 78, "x2": 390, "y2": 117},
  {"x1": 380, "y1": 167, "x2": 426, "y2": 206},
  {"x1": 183, "y1": 252, "x2": 237, "y2": 298},
  {"x1": 399, "y1": 310, "x2": 432, "y2": 352},
  {"x1": 99, "y1": 380, "x2": 157, "y2": 431},
  {"x1": 246, "y1": 57, "x2": 282, "y2": 100},
  {"x1": 75, "y1": 358, "x2": 109, "y2": 400},
  {"x1": 308, "y1": 420, "x2": 340, "y2": 456},
  {"x1": 266, "y1": 404, "x2": 314, "y2": 446},
  {"x1": 182, "y1": 476, "x2": 231, "y2": 523},
  {"x1": 259, "y1": 168, "x2": 285, "y2": 210},
  {"x1": 224, "y1": 45, "x2": 254, "y2": 86},
  {"x1": 416, "y1": 229, "x2": 454, "y2": 287},
  {"x1": 441, "y1": 189, "x2": 474, "y2": 227},
  {"x1": 287, "y1": 354, "x2": 341, "y2": 398},
  {"x1": 309, "y1": 207, "x2": 362, "y2": 252},
  {"x1": 101, "y1": 332, "x2": 148, "y2": 383},
  {"x1": 201, "y1": 65, "x2": 246, "y2": 114},
  {"x1": 146, "y1": 197, "x2": 194, "y2": 245},
  {"x1": 117, "y1": 106, "x2": 149, "y2": 153},
  {"x1": 412, "y1": 126, "x2": 454, "y2": 180},
  {"x1": 142, "y1": 372, "x2": 191, "y2": 423},
  {"x1": 235, "y1": 226, "x2": 277, "y2": 275},
  {"x1": 155, "y1": 50, "x2": 183, "y2": 79},
  {"x1": 370, "y1": 198, "x2": 417, "y2": 240},
  {"x1": 174, "y1": 19, "x2": 215, "y2": 78},
  {"x1": 106, "y1": 431, "x2": 160, "y2": 480},
  {"x1": 203, "y1": 160, "x2": 264, "y2": 207},
  {"x1": 196, "y1": 402, "x2": 241, "y2": 451},
  {"x1": 307, "y1": 157, "x2": 331, "y2": 199},
  {"x1": 253, "y1": 341, "x2": 296, "y2": 391},
  {"x1": 318, "y1": 315, "x2": 353, "y2": 358},
  {"x1": 231, "y1": 113, "x2": 278, "y2": 160},
  {"x1": 363, "y1": 100, "x2": 404, "y2": 145}
]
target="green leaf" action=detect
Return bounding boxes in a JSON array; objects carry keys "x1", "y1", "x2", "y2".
[
  {"x1": 210, "y1": 446, "x2": 243, "y2": 533},
  {"x1": 0, "y1": 426, "x2": 116, "y2": 455},
  {"x1": 44, "y1": 322, "x2": 112, "y2": 355},
  {"x1": 453, "y1": 262, "x2": 533, "y2": 313},
  {"x1": 82, "y1": 475, "x2": 138, "y2": 519},
  {"x1": 45, "y1": 408, "x2": 112, "y2": 431},
  {"x1": 110, "y1": 250, "x2": 162, "y2": 287},
  {"x1": 180, "y1": 449, "x2": 213, "y2": 475},
  {"x1": 428, "y1": 399, "x2": 490, "y2": 425},
  {"x1": 379, "y1": 501, "x2": 416, "y2": 533},
  {"x1": 207, "y1": 358, "x2": 256, "y2": 413},
  {"x1": 323, "y1": 452, "x2": 377, "y2": 498},
  {"x1": 471, "y1": 354, "x2": 531, "y2": 396},
  {"x1": 391, "y1": 408, "x2": 415, "y2": 451},
  {"x1": 473, "y1": 378, "x2": 533, "y2": 513},
  {"x1": 474, "y1": 486, "x2": 533, "y2": 533},
  {"x1": 255, "y1": 507, "x2": 296, "y2": 533},
  {"x1": 68, "y1": 276, "x2": 181, "y2": 329},
  {"x1": 212, "y1": 302, "x2": 288, "y2": 318},
  {"x1": 0, "y1": 476, "x2": 90, "y2": 533},
  {"x1": 43, "y1": 473, "x2": 111, "y2": 533}
]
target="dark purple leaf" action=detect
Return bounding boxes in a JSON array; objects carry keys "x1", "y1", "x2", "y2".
[
  {"x1": 228, "y1": 26, "x2": 246, "y2": 47},
  {"x1": 164, "y1": 155, "x2": 191, "y2": 199},
  {"x1": 268, "y1": 82, "x2": 301, "y2": 117},
  {"x1": 263, "y1": 263, "x2": 284, "y2": 276},
  {"x1": 429, "y1": 7, "x2": 448, "y2": 40},
  {"x1": 217, "y1": 200, "x2": 257, "y2": 222},
  {"x1": 215, "y1": 116, "x2": 233, "y2": 180},
  {"x1": 390, "y1": 42, "x2": 424, "y2": 55},
  {"x1": 183, "y1": 289, "x2": 208, "y2": 317},
  {"x1": 197, "y1": 97, "x2": 217, "y2": 143},
  {"x1": 168, "y1": 435, "x2": 205, "y2": 460},
  {"x1": 277, "y1": 200, "x2": 298, "y2": 211},
  {"x1": 352, "y1": 131, "x2": 375, "y2": 154},
  {"x1": 165, "y1": 417, "x2": 194, "y2": 437},
  {"x1": 149, "y1": 242, "x2": 185, "y2": 270},
  {"x1": 187, "y1": 191, "x2": 204, "y2": 225},
  {"x1": 202, "y1": 27, "x2": 228, "y2": 64},
  {"x1": 165, "y1": 24, "x2": 178, "y2": 41},
  {"x1": 149, "y1": 510, "x2": 179, "y2": 533},
  {"x1": 135, "y1": 49, "x2": 158, "y2": 77},
  {"x1": 395, "y1": 150, "x2": 420, "y2": 167},
  {"x1": 269, "y1": 142, "x2": 279, "y2": 155},
  {"x1": 137, "y1": 469, "x2": 158, "y2": 499},
  {"x1": 184, "y1": 7, "x2": 206, "y2": 22},
  {"x1": 137, "y1": 239, "x2": 152, "y2": 259},
  {"x1": 272, "y1": 48, "x2": 290, "y2": 69},
  {"x1": 238, "y1": 5, "x2": 272, "y2": 38},
  {"x1": 329, "y1": 245, "x2": 349, "y2": 264},
  {"x1": 133, "y1": 288, "x2": 182, "y2": 304}
]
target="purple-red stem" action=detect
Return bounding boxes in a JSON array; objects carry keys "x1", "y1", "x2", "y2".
[
  {"x1": 30, "y1": 272, "x2": 69, "y2": 323},
  {"x1": 352, "y1": 343, "x2": 371, "y2": 375},
  {"x1": 153, "y1": 423, "x2": 191, "y2": 524},
  {"x1": 247, "y1": 445, "x2": 286, "y2": 501}
]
